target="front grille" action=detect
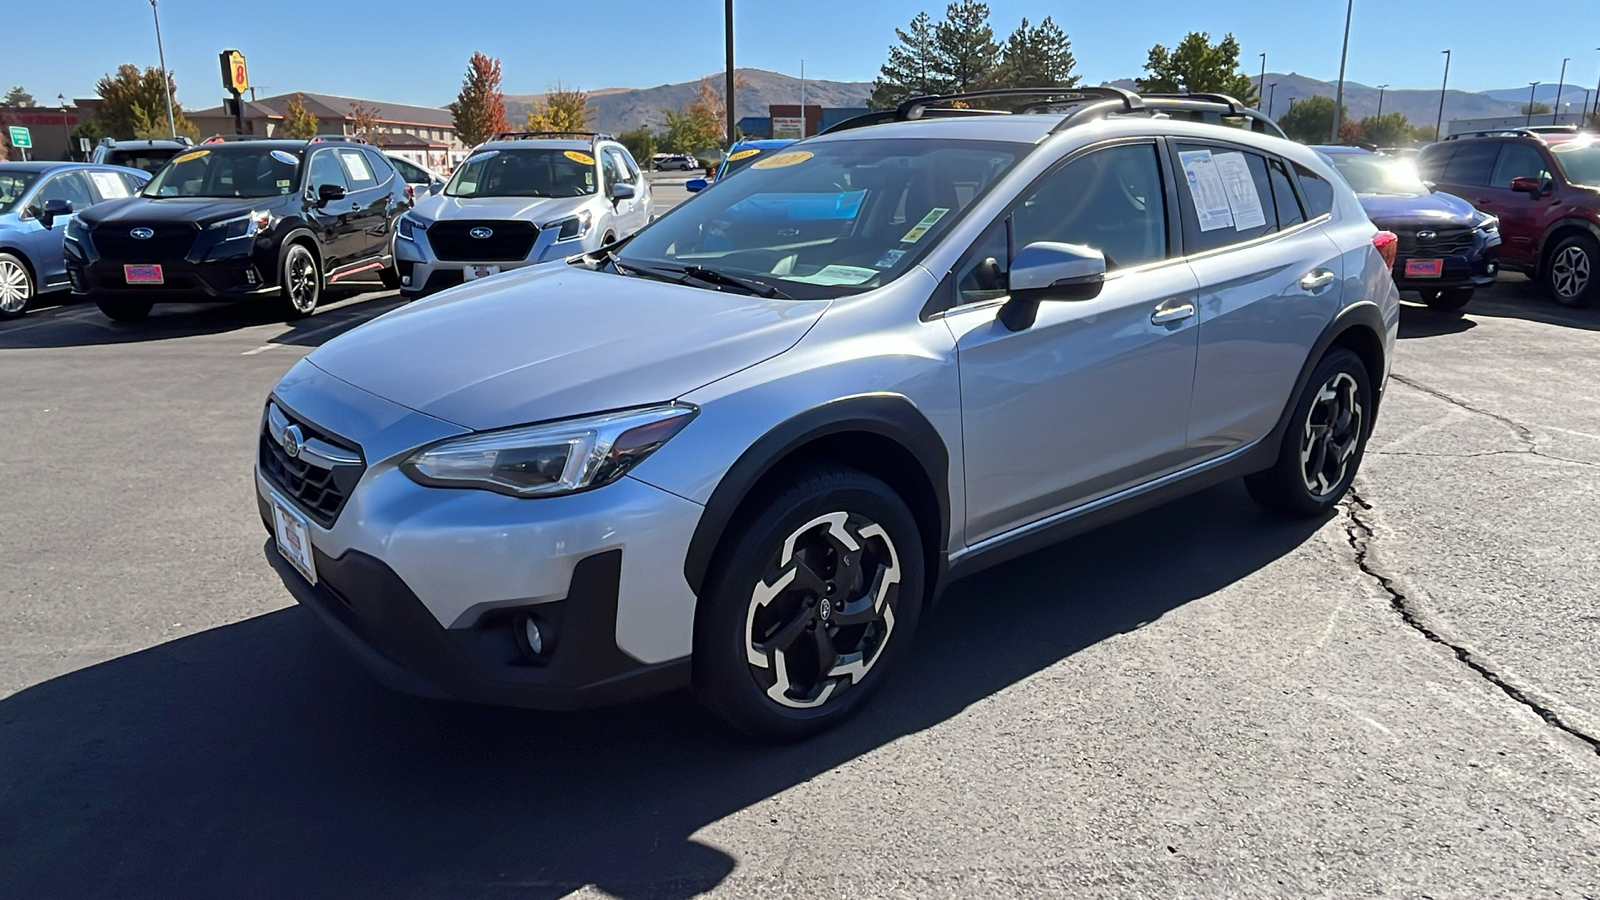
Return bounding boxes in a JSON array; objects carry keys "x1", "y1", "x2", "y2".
[
  {"x1": 90, "y1": 222, "x2": 199, "y2": 259},
  {"x1": 259, "y1": 404, "x2": 365, "y2": 528},
  {"x1": 1394, "y1": 227, "x2": 1475, "y2": 258},
  {"x1": 428, "y1": 220, "x2": 539, "y2": 262}
]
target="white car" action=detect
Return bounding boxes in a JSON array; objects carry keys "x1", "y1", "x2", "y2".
[{"x1": 395, "y1": 133, "x2": 652, "y2": 298}]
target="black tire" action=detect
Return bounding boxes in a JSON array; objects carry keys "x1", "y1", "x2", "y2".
[
  {"x1": 93, "y1": 295, "x2": 153, "y2": 322},
  {"x1": 1419, "y1": 286, "x2": 1474, "y2": 312},
  {"x1": 1245, "y1": 347, "x2": 1373, "y2": 518},
  {"x1": 379, "y1": 262, "x2": 401, "y2": 290},
  {"x1": 0, "y1": 252, "x2": 34, "y2": 320},
  {"x1": 693, "y1": 466, "x2": 925, "y2": 741},
  {"x1": 279, "y1": 242, "x2": 321, "y2": 320},
  {"x1": 1543, "y1": 233, "x2": 1599, "y2": 308}
]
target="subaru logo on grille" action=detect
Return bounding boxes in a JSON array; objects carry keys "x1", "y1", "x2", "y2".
[
  {"x1": 1416, "y1": 230, "x2": 1438, "y2": 242},
  {"x1": 130, "y1": 227, "x2": 155, "y2": 240},
  {"x1": 469, "y1": 227, "x2": 494, "y2": 239},
  {"x1": 282, "y1": 424, "x2": 304, "y2": 459}
]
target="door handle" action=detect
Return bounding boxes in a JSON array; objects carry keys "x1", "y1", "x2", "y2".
[
  {"x1": 1150, "y1": 300, "x2": 1195, "y2": 325},
  {"x1": 1300, "y1": 269, "x2": 1336, "y2": 293}
]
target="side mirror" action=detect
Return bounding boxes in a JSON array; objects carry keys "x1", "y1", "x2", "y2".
[
  {"x1": 997, "y1": 241, "x2": 1107, "y2": 332},
  {"x1": 611, "y1": 182, "x2": 636, "y2": 203},
  {"x1": 428, "y1": 181, "x2": 444, "y2": 196},
  {"x1": 40, "y1": 197, "x2": 73, "y2": 229},
  {"x1": 1510, "y1": 176, "x2": 1542, "y2": 197},
  {"x1": 316, "y1": 183, "x2": 347, "y2": 206},
  {"x1": 685, "y1": 177, "x2": 708, "y2": 193},
  {"x1": 1422, "y1": 180, "x2": 1437, "y2": 192}
]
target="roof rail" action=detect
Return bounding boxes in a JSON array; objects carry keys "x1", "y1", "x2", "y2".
[
  {"x1": 308, "y1": 134, "x2": 370, "y2": 144},
  {"x1": 489, "y1": 131, "x2": 615, "y2": 143}
]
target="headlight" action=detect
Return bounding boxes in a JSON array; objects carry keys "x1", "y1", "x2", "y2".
[
  {"x1": 547, "y1": 210, "x2": 593, "y2": 242},
  {"x1": 401, "y1": 403, "x2": 698, "y2": 497},
  {"x1": 210, "y1": 210, "x2": 271, "y2": 241},
  {"x1": 64, "y1": 217, "x2": 89, "y2": 244},
  {"x1": 398, "y1": 213, "x2": 431, "y2": 242},
  {"x1": 1475, "y1": 215, "x2": 1499, "y2": 234}
]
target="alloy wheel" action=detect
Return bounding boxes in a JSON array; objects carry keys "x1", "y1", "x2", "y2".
[
  {"x1": 286, "y1": 248, "x2": 317, "y2": 313},
  {"x1": 1300, "y1": 371, "x2": 1364, "y2": 497},
  {"x1": 1551, "y1": 245, "x2": 1592, "y2": 301},
  {"x1": 745, "y1": 511, "x2": 902, "y2": 709},
  {"x1": 0, "y1": 259, "x2": 31, "y2": 315}
]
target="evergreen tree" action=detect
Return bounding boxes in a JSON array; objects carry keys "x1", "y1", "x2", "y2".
[
  {"x1": 448, "y1": 52, "x2": 509, "y2": 147},
  {"x1": 1359, "y1": 112, "x2": 1412, "y2": 147},
  {"x1": 88, "y1": 65, "x2": 197, "y2": 140},
  {"x1": 2, "y1": 86, "x2": 35, "y2": 108},
  {"x1": 1278, "y1": 96, "x2": 1343, "y2": 143},
  {"x1": 932, "y1": 1, "x2": 1000, "y2": 94},
  {"x1": 280, "y1": 93, "x2": 319, "y2": 139},
  {"x1": 1137, "y1": 32, "x2": 1258, "y2": 106},
  {"x1": 991, "y1": 16, "x2": 1079, "y2": 89},
  {"x1": 870, "y1": 11, "x2": 945, "y2": 108}
]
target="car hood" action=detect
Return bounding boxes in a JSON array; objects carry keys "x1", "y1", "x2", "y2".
[
  {"x1": 306, "y1": 263, "x2": 828, "y2": 431},
  {"x1": 79, "y1": 195, "x2": 279, "y2": 228},
  {"x1": 1357, "y1": 190, "x2": 1482, "y2": 228},
  {"x1": 413, "y1": 193, "x2": 593, "y2": 225}
]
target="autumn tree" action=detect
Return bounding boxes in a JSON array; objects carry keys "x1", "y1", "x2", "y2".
[
  {"x1": 871, "y1": 11, "x2": 945, "y2": 108},
  {"x1": 348, "y1": 102, "x2": 382, "y2": 141},
  {"x1": 525, "y1": 83, "x2": 595, "y2": 133},
  {"x1": 448, "y1": 52, "x2": 509, "y2": 146},
  {"x1": 2, "y1": 86, "x2": 35, "y2": 108},
  {"x1": 1137, "y1": 32, "x2": 1258, "y2": 106},
  {"x1": 280, "y1": 93, "x2": 319, "y2": 139},
  {"x1": 84, "y1": 64, "x2": 198, "y2": 141},
  {"x1": 990, "y1": 16, "x2": 1078, "y2": 89},
  {"x1": 1359, "y1": 112, "x2": 1412, "y2": 147},
  {"x1": 662, "y1": 105, "x2": 722, "y2": 155},
  {"x1": 1278, "y1": 96, "x2": 1343, "y2": 143},
  {"x1": 932, "y1": 1, "x2": 1000, "y2": 94}
]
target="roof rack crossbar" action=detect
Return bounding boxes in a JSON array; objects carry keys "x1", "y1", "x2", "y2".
[
  {"x1": 489, "y1": 130, "x2": 615, "y2": 143},
  {"x1": 895, "y1": 86, "x2": 1143, "y2": 123}
]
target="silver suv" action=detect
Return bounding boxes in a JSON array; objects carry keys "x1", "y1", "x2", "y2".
[
  {"x1": 258, "y1": 89, "x2": 1399, "y2": 740},
  {"x1": 394, "y1": 132, "x2": 653, "y2": 298}
]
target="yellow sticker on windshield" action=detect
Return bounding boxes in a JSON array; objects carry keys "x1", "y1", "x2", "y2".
[
  {"x1": 900, "y1": 207, "x2": 949, "y2": 243},
  {"x1": 751, "y1": 150, "x2": 813, "y2": 169},
  {"x1": 727, "y1": 148, "x2": 762, "y2": 161},
  {"x1": 171, "y1": 150, "x2": 209, "y2": 164},
  {"x1": 564, "y1": 150, "x2": 596, "y2": 165}
]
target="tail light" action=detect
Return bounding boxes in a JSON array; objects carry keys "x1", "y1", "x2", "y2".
[
  {"x1": 1373, "y1": 231, "x2": 1399, "y2": 268},
  {"x1": 405, "y1": 183, "x2": 415, "y2": 202}
]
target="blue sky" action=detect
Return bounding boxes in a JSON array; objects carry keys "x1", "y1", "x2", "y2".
[{"x1": 4, "y1": 0, "x2": 1598, "y2": 108}]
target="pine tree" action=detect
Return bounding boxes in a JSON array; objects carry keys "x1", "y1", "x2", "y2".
[
  {"x1": 448, "y1": 52, "x2": 509, "y2": 146},
  {"x1": 1137, "y1": 32, "x2": 1258, "y2": 106},
  {"x1": 280, "y1": 93, "x2": 319, "y2": 139},
  {"x1": 991, "y1": 16, "x2": 1079, "y2": 89},
  {"x1": 931, "y1": 1, "x2": 1000, "y2": 94},
  {"x1": 2, "y1": 86, "x2": 35, "y2": 108},
  {"x1": 871, "y1": 11, "x2": 945, "y2": 108}
]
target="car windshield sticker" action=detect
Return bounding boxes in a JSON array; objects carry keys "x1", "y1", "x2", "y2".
[
  {"x1": 171, "y1": 150, "x2": 209, "y2": 164},
  {"x1": 752, "y1": 150, "x2": 813, "y2": 170},
  {"x1": 276, "y1": 179, "x2": 292, "y2": 193},
  {"x1": 784, "y1": 264, "x2": 880, "y2": 286},
  {"x1": 270, "y1": 150, "x2": 299, "y2": 166},
  {"x1": 1179, "y1": 150, "x2": 1235, "y2": 232},
  {"x1": 340, "y1": 151, "x2": 373, "y2": 182},
  {"x1": 900, "y1": 207, "x2": 949, "y2": 243},
  {"x1": 564, "y1": 151, "x2": 596, "y2": 165},
  {"x1": 1212, "y1": 152, "x2": 1267, "y2": 231},
  {"x1": 87, "y1": 171, "x2": 129, "y2": 199},
  {"x1": 727, "y1": 148, "x2": 762, "y2": 162},
  {"x1": 875, "y1": 248, "x2": 907, "y2": 268}
]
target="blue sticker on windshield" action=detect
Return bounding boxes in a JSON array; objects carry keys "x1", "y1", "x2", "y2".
[
  {"x1": 270, "y1": 150, "x2": 298, "y2": 166},
  {"x1": 875, "y1": 249, "x2": 906, "y2": 268}
]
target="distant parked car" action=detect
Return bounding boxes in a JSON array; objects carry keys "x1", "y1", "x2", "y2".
[
  {"x1": 1317, "y1": 145, "x2": 1500, "y2": 312},
  {"x1": 386, "y1": 154, "x2": 446, "y2": 197},
  {"x1": 654, "y1": 154, "x2": 699, "y2": 171},
  {"x1": 90, "y1": 137, "x2": 194, "y2": 174},
  {"x1": 686, "y1": 138, "x2": 798, "y2": 193},
  {"x1": 0, "y1": 161, "x2": 150, "y2": 319}
]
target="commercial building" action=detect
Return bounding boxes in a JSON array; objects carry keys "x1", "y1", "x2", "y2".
[
  {"x1": 186, "y1": 92, "x2": 470, "y2": 171},
  {"x1": 1, "y1": 106, "x2": 87, "y2": 162}
]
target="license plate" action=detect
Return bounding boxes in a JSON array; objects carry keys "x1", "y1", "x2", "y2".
[
  {"x1": 463, "y1": 265, "x2": 500, "y2": 281},
  {"x1": 270, "y1": 491, "x2": 317, "y2": 584},
  {"x1": 1404, "y1": 259, "x2": 1443, "y2": 278},
  {"x1": 124, "y1": 264, "x2": 164, "y2": 284}
]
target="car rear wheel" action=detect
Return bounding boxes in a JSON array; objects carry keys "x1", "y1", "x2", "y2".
[
  {"x1": 693, "y1": 466, "x2": 924, "y2": 741},
  {"x1": 0, "y1": 252, "x2": 34, "y2": 320},
  {"x1": 1419, "y1": 287, "x2": 1473, "y2": 312},
  {"x1": 1544, "y1": 233, "x2": 1598, "y2": 308},
  {"x1": 1245, "y1": 347, "x2": 1372, "y2": 518},
  {"x1": 279, "y1": 243, "x2": 321, "y2": 319},
  {"x1": 93, "y1": 295, "x2": 154, "y2": 322}
]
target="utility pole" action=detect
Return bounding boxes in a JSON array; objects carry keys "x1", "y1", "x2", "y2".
[
  {"x1": 1331, "y1": 0, "x2": 1354, "y2": 142},
  {"x1": 1554, "y1": 58, "x2": 1568, "y2": 125},
  {"x1": 799, "y1": 60, "x2": 806, "y2": 137},
  {"x1": 723, "y1": 0, "x2": 735, "y2": 148},
  {"x1": 149, "y1": 0, "x2": 177, "y2": 139},
  {"x1": 1258, "y1": 53, "x2": 1267, "y2": 108},
  {"x1": 1435, "y1": 50, "x2": 1452, "y2": 140},
  {"x1": 58, "y1": 93, "x2": 71, "y2": 160},
  {"x1": 1267, "y1": 82, "x2": 1278, "y2": 118},
  {"x1": 1527, "y1": 82, "x2": 1541, "y2": 126},
  {"x1": 1376, "y1": 84, "x2": 1388, "y2": 118}
]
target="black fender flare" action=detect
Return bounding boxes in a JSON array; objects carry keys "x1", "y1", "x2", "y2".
[
  {"x1": 1537, "y1": 217, "x2": 1600, "y2": 267},
  {"x1": 1258, "y1": 300, "x2": 1389, "y2": 464},
  {"x1": 681, "y1": 394, "x2": 951, "y2": 598},
  {"x1": 274, "y1": 226, "x2": 321, "y2": 283}
]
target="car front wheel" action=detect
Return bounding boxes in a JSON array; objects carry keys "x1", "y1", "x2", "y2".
[
  {"x1": 693, "y1": 466, "x2": 924, "y2": 741},
  {"x1": 1419, "y1": 286, "x2": 1473, "y2": 312},
  {"x1": 93, "y1": 295, "x2": 154, "y2": 322},
  {"x1": 1245, "y1": 347, "x2": 1372, "y2": 518},
  {"x1": 0, "y1": 252, "x2": 34, "y2": 320},
  {"x1": 1545, "y1": 233, "x2": 1598, "y2": 308},
  {"x1": 279, "y1": 243, "x2": 321, "y2": 319}
]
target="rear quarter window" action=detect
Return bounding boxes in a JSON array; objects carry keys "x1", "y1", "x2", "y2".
[{"x1": 1293, "y1": 162, "x2": 1335, "y2": 219}]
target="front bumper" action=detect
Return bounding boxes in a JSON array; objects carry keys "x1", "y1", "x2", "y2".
[
  {"x1": 65, "y1": 231, "x2": 280, "y2": 301},
  {"x1": 395, "y1": 227, "x2": 598, "y2": 297}
]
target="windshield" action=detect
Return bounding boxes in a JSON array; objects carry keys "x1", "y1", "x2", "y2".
[
  {"x1": 616, "y1": 138, "x2": 1021, "y2": 300},
  {"x1": 107, "y1": 148, "x2": 184, "y2": 174},
  {"x1": 1327, "y1": 153, "x2": 1430, "y2": 195},
  {"x1": 143, "y1": 146, "x2": 302, "y2": 199},
  {"x1": 1551, "y1": 139, "x2": 1600, "y2": 187},
  {"x1": 0, "y1": 172, "x2": 40, "y2": 215},
  {"x1": 446, "y1": 148, "x2": 597, "y2": 198}
]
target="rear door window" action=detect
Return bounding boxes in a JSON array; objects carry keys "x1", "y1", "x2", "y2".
[
  {"x1": 337, "y1": 148, "x2": 378, "y2": 190},
  {"x1": 1440, "y1": 142, "x2": 1499, "y2": 187},
  {"x1": 1174, "y1": 143, "x2": 1278, "y2": 253}
]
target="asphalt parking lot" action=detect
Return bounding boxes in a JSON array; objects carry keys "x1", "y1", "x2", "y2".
[{"x1": 2, "y1": 247, "x2": 1598, "y2": 895}]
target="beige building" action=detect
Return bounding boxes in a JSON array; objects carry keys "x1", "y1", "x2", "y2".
[{"x1": 186, "y1": 92, "x2": 470, "y2": 172}]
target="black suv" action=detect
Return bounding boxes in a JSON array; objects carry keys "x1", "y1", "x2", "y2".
[{"x1": 67, "y1": 136, "x2": 412, "y2": 321}]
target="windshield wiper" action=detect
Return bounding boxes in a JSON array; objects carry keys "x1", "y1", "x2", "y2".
[{"x1": 677, "y1": 265, "x2": 793, "y2": 300}]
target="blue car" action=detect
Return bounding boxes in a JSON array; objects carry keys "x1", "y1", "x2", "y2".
[
  {"x1": 0, "y1": 162, "x2": 152, "y2": 319},
  {"x1": 1316, "y1": 146, "x2": 1500, "y2": 313},
  {"x1": 685, "y1": 138, "x2": 798, "y2": 193}
]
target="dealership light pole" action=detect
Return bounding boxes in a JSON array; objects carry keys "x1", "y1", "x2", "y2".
[
  {"x1": 1331, "y1": 0, "x2": 1354, "y2": 142},
  {"x1": 1266, "y1": 82, "x2": 1278, "y2": 118},
  {"x1": 724, "y1": 0, "x2": 735, "y2": 147},
  {"x1": 1376, "y1": 84, "x2": 1388, "y2": 118},
  {"x1": 1527, "y1": 82, "x2": 1541, "y2": 126},
  {"x1": 58, "y1": 93, "x2": 71, "y2": 159},
  {"x1": 1258, "y1": 53, "x2": 1267, "y2": 108},
  {"x1": 148, "y1": 0, "x2": 177, "y2": 139},
  {"x1": 1435, "y1": 50, "x2": 1451, "y2": 139},
  {"x1": 1554, "y1": 57, "x2": 1569, "y2": 125}
]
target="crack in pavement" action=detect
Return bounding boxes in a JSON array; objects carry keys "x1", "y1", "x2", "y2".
[
  {"x1": 1342, "y1": 488, "x2": 1600, "y2": 758},
  {"x1": 1387, "y1": 374, "x2": 1600, "y2": 470}
]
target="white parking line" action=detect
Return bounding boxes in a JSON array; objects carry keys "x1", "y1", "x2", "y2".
[{"x1": 240, "y1": 316, "x2": 363, "y2": 356}]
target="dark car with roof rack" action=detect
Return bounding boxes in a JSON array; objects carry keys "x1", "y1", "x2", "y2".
[{"x1": 66, "y1": 134, "x2": 413, "y2": 321}]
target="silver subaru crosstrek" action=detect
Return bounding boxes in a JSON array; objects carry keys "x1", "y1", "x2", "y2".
[
  {"x1": 394, "y1": 132, "x2": 653, "y2": 298},
  {"x1": 258, "y1": 89, "x2": 1399, "y2": 740}
]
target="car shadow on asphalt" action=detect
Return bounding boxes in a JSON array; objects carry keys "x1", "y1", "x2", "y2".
[
  {"x1": 0, "y1": 481, "x2": 1330, "y2": 900},
  {"x1": 0, "y1": 290, "x2": 403, "y2": 350},
  {"x1": 1458, "y1": 290, "x2": 1600, "y2": 333},
  {"x1": 1397, "y1": 303, "x2": 1478, "y2": 340}
]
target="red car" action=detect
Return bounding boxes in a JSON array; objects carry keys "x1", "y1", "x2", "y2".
[{"x1": 1418, "y1": 132, "x2": 1600, "y2": 306}]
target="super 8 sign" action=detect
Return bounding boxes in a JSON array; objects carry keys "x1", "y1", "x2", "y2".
[{"x1": 220, "y1": 50, "x2": 249, "y2": 94}]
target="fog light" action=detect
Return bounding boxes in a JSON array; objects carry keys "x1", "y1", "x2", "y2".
[
  {"x1": 514, "y1": 612, "x2": 552, "y2": 664},
  {"x1": 401, "y1": 274, "x2": 411, "y2": 286},
  {"x1": 245, "y1": 267, "x2": 258, "y2": 285}
]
